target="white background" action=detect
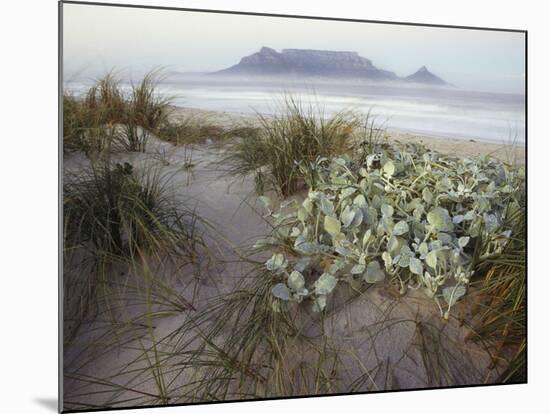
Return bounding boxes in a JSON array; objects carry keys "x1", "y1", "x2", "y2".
[{"x1": 0, "y1": 0, "x2": 546, "y2": 413}]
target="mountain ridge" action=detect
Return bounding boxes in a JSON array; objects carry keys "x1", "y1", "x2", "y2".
[{"x1": 213, "y1": 47, "x2": 450, "y2": 86}]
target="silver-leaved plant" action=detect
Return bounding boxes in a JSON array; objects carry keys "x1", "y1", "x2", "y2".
[{"x1": 258, "y1": 142, "x2": 524, "y2": 317}]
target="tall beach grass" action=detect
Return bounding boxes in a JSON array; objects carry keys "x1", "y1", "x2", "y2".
[
  {"x1": 220, "y1": 95, "x2": 360, "y2": 196},
  {"x1": 63, "y1": 71, "x2": 171, "y2": 154}
]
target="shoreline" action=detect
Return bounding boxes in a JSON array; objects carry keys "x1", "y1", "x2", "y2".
[{"x1": 170, "y1": 105, "x2": 526, "y2": 164}]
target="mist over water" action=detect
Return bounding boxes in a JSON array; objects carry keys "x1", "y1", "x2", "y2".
[{"x1": 65, "y1": 74, "x2": 525, "y2": 144}]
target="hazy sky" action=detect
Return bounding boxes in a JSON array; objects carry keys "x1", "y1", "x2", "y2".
[{"x1": 63, "y1": 3, "x2": 526, "y2": 94}]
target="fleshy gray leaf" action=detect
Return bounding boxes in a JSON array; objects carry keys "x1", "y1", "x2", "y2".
[
  {"x1": 427, "y1": 207, "x2": 454, "y2": 232},
  {"x1": 272, "y1": 283, "x2": 291, "y2": 301},
  {"x1": 315, "y1": 273, "x2": 338, "y2": 295},
  {"x1": 409, "y1": 257, "x2": 423, "y2": 275},
  {"x1": 364, "y1": 261, "x2": 385, "y2": 283},
  {"x1": 288, "y1": 271, "x2": 305, "y2": 291},
  {"x1": 442, "y1": 285, "x2": 466, "y2": 306},
  {"x1": 393, "y1": 220, "x2": 409, "y2": 236},
  {"x1": 324, "y1": 216, "x2": 341, "y2": 236},
  {"x1": 381, "y1": 204, "x2": 394, "y2": 217}
]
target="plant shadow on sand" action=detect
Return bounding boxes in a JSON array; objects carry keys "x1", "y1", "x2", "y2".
[{"x1": 62, "y1": 72, "x2": 526, "y2": 411}]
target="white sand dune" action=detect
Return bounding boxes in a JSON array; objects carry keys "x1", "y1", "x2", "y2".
[{"x1": 63, "y1": 126, "x2": 516, "y2": 410}]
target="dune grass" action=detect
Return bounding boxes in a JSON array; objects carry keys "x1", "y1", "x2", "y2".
[
  {"x1": 119, "y1": 71, "x2": 172, "y2": 152},
  {"x1": 470, "y1": 199, "x2": 526, "y2": 382},
  {"x1": 156, "y1": 112, "x2": 262, "y2": 147},
  {"x1": 63, "y1": 156, "x2": 208, "y2": 344},
  {"x1": 63, "y1": 72, "x2": 126, "y2": 155},
  {"x1": 84, "y1": 72, "x2": 127, "y2": 123},
  {"x1": 64, "y1": 160, "x2": 203, "y2": 260},
  {"x1": 168, "y1": 267, "x2": 311, "y2": 400},
  {"x1": 63, "y1": 71, "x2": 172, "y2": 154},
  {"x1": 64, "y1": 256, "x2": 344, "y2": 407},
  {"x1": 156, "y1": 116, "x2": 225, "y2": 146},
  {"x1": 220, "y1": 95, "x2": 360, "y2": 196},
  {"x1": 64, "y1": 70, "x2": 262, "y2": 156},
  {"x1": 62, "y1": 91, "x2": 114, "y2": 155},
  {"x1": 352, "y1": 111, "x2": 389, "y2": 164}
]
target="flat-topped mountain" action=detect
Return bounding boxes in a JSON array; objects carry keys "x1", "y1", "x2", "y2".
[
  {"x1": 214, "y1": 47, "x2": 398, "y2": 80},
  {"x1": 213, "y1": 47, "x2": 449, "y2": 86}
]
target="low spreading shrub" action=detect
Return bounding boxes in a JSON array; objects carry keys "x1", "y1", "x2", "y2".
[{"x1": 255, "y1": 142, "x2": 525, "y2": 318}]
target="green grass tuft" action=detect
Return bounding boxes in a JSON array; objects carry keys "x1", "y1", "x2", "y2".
[
  {"x1": 471, "y1": 199, "x2": 526, "y2": 382},
  {"x1": 63, "y1": 70, "x2": 172, "y2": 154},
  {"x1": 220, "y1": 95, "x2": 360, "y2": 196}
]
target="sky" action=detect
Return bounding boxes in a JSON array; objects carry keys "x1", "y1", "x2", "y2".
[{"x1": 63, "y1": 3, "x2": 526, "y2": 94}]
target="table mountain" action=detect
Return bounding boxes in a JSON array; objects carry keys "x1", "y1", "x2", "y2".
[
  {"x1": 214, "y1": 46, "x2": 398, "y2": 80},
  {"x1": 213, "y1": 47, "x2": 449, "y2": 86}
]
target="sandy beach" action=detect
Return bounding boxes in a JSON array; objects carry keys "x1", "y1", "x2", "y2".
[{"x1": 170, "y1": 105, "x2": 526, "y2": 163}]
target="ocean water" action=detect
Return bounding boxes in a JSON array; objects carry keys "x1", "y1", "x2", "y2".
[{"x1": 65, "y1": 75, "x2": 525, "y2": 144}]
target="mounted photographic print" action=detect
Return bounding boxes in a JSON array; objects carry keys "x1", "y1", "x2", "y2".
[{"x1": 61, "y1": 1, "x2": 527, "y2": 412}]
